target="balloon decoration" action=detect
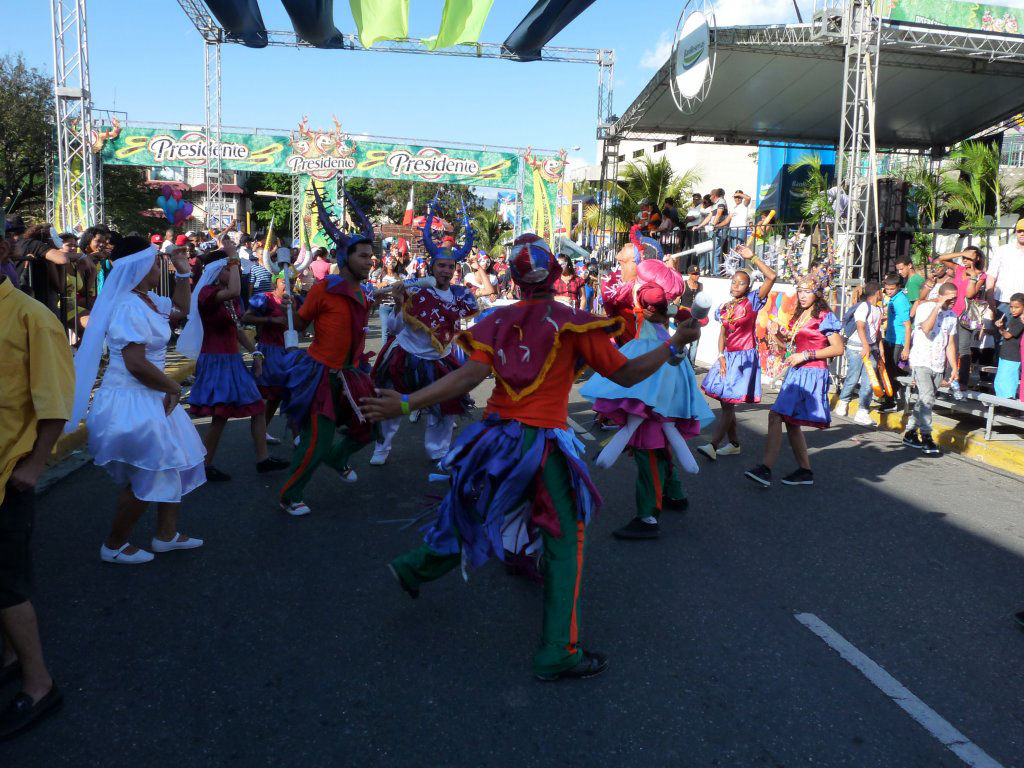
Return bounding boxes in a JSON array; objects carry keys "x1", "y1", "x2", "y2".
[{"x1": 155, "y1": 184, "x2": 194, "y2": 226}]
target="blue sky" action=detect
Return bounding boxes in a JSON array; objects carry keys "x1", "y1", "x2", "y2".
[{"x1": 0, "y1": 0, "x2": 810, "y2": 163}]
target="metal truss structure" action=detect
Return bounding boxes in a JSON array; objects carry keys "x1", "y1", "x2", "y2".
[{"x1": 49, "y1": 0, "x2": 100, "y2": 231}]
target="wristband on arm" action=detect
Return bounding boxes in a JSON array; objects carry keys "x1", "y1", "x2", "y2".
[{"x1": 400, "y1": 394, "x2": 411, "y2": 415}]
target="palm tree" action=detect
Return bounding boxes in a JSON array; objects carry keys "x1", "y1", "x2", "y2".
[
  {"x1": 941, "y1": 140, "x2": 999, "y2": 233},
  {"x1": 600, "y1": 156, "x2": 702, "y2": 232},
  {"x1": 471, "y1": 207, "x2": 512, "y2": 258},
  {"x1": 788, "y1": 154, "x2": 833, "y2": 229}
]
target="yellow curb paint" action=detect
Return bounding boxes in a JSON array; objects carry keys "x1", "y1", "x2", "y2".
[
  {"x1": 51, "y1": 360, "x2": 197, "y2": 464},
  {"x1": 829, "y1": 396, "x2": 1024, "y2": 478}
]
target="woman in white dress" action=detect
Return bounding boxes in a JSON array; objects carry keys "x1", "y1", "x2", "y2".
[{"x1": 67, "y1": 237, "x2": 206, "y2": 565}]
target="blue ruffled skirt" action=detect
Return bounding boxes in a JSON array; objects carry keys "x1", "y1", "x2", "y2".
[
  {"x1": 255, "y1": 343, "x2": 301, "y2": 399},
  {"x1": 189, "y1": 352, "x2": 264, "y2": 418},
  {"x1": 701, "y1": 348, "x2": 761, "y2": 404},
  {"x1": 771, "y1": 366, "x2": 832, "y2": 428},
  {"x1": 424, "y1": 415, "x2": 600, "y2": 570}
]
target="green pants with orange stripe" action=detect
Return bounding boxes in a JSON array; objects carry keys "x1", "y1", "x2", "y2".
[
  {"x1": 390, "y1": 427, "x2": 585, "y2": 678},
  {"x1": 634, "y1": 447, "x2": 685, "y2": 519}
]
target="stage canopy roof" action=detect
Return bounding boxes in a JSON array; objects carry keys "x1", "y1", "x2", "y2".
[{"x1": 612, "y1": 21, "x2": 1024, "y2": 151}]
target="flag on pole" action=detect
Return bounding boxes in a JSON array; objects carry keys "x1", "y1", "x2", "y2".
[
  {"x1": 348, "y1": 0, "x2": 409, "y2": 48},
  {"x1": 424, "y1": 0, "x2": 495, "y2": 50},
  {"x1": 402, "y1": 185, "x2": 415, "y2": 226}
]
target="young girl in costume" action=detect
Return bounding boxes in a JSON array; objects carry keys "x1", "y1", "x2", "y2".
[
  {"x1": 242, "y1": 271, "x2": 302, "y2": 444},
  {"x1": 745, "y1": 273, "x2": 845, "y2": 488},
  {"x1": 68, "y1": 237, "x2": 206, "y2": 564},
  {"x1": 580, "y1": 259, "x2": 713, "y2": 540},
  {"x1": 177, "y1": 255, "x2": 289, "y2": 481},
  {"x1": 698, "y1": 245, "x2": 777, "y2": 460}
]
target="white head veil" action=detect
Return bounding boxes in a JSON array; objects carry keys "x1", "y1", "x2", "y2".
[
  {"x1": 67, "y1": 245, "x2": 159, "y2": 432},
  {"x1": 176, "y1": 257, "x2": 228, "y2": 360}
]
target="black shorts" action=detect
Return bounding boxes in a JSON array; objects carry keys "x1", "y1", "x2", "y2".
[{"x1": 0, "y1": 485, "x2": 35, "y2": 609}]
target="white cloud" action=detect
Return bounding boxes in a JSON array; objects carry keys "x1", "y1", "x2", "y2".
[{"x1": 639, "y1": 31, "x2": 672, "y2": 69}]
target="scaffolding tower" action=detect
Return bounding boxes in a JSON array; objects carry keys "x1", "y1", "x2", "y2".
[{"x1": 50, "y1": 0, "x2": 101, "y2": 231}]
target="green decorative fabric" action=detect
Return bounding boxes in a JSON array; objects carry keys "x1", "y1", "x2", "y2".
[
  {"x1": 348, "y1": 0, "x2": 409, "y2": 48},
  {"x1": 424, "y1": 0, "x2": 494, "y2": 50}
]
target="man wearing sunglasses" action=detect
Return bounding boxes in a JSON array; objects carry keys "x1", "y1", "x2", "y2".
[{"x1": 986, "y1": 219, "x2": 1024, "y2": 350}]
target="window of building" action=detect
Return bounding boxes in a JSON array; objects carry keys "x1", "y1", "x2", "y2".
[
  {"x1": 653, "y1": 142, "x2": 666, "y2": 153},
  {"x1": 616, "y1": 154, "x2": 625, "y2": 162},
  {"x1": 632, "y1": 149, "x2": 644, "y2": 158}
]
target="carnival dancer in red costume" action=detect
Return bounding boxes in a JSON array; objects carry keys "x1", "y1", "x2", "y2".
[
  {"x1": 369, "y1": 201, "x2": 478, "y2": 465},
  {"x1": 745, "y1": 268, "x2": 845, "y2": 488},
  {"x1": 276, "y1": 187, "x2": 377, "y2": 517},
  {"x1": 242, "y1": 270, "x2": 302, "y2": 442},
  {"x1": 360, "y1": 234, "x2": 700, "y2": 682},
  {"x1": 177, "y1": 254, "x2": 290, "y2": 481}
]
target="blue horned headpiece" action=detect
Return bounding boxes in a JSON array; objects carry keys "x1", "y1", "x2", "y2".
[
  {"x1": 422, "y1": 194, "x2": 473, "y2": 270},
  {"x1": 312, "y1": 184, "x2": 374, "y2": 265}
]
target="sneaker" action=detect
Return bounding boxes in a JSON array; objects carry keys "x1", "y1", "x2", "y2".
[
  {"x1": 921, "y1": 435, "x2": 941, "y2": 455},
  {"x1": 0, "y1": 685, "x2": 63, "y2": 741},
  {"x1": 612, "y1": 518, "x2": 660, "y2": 540},
  {"x1": 781, "y1": 468, "x2": 814, "y2": 486},
  {"x1": 256, "y1": 456, "x2": 290, "y2": 473},
  {"x1": 834, "y1": 399, "x2": 850, "y2": 417},
  {"x1": 338, "y1": 466, "x2": 358, "y2": 483},
  {"x1": 696, "y1": 443, "x2": 717, "y2": 461},
  {"x1": 852, "y1": 410, "x2": 873, "y2": 426},
  {"x1": 534, "y1": 650, "x2": 609, "y2": 682},
  {"x1": 280, "y1": 500, "x2": 311, "y2": 517},
  {"x1": 265, "y1": 432, "x2": 281, "y2": 446},
  {"x1": 204, "y1": 465, "x2": 231, "y2": 482},
  {"x1": 744, "y1": 464, "x2": 772, "y2": 487},
  {"x1": 387, "y1": 563, "x2": 419, "y2": 599},
  {"x1": 409, "y1": 410, "x2": 422, "y2": 424},
  {"x1": 879, "y1": 401, "x2": 898, "y2": 414},
  {"x1": 902, "y1": 430, "x2": 924, "y2": 450},
  {"x1": 717, "y1": 442, "x2": 741, "y2": 456},
  {"x1": 664, "y1": 496, "x2": 689, "y2": 512},
  {"x1": 369, "y1": 446, "x2": 389, "y2": 466}
]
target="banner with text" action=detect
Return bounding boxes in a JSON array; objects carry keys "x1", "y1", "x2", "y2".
[
  {"x1": 97, "y1": 125, "x2": 521, "y2": 189},
  {"x1": 881, "y1": 0, "x2": 1022, "y2": 32}
]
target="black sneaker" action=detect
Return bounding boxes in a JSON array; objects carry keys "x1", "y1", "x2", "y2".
[
  {"x1": 386, "y1": 563, "x2": 419, "y2": 599},
  {"x1": 535, "y1": 650, "x2": 609, "y2": 682},
  {"x1": 612, "y1": 518, "x2": 660, "y2": 540},
  {"x1": 256, "y1": 456, "x2": 290, "y2": 473},
  {"x1": 902, "y1": 430, "x2": 924, "y2": 450},
  {"x1": 781, "y1": 468, "x2": 814, "y2": 486},
  {"x1": 920, "y1": 435, "x2": 941, "y2": 455},
  {"x1": 879, "y1": 401, "x2": 899, "y2": 414},
  {"x1": 744, "y1": 464, "x2": 772, "y2": 487},
  {"x1": 664, "y1": 496, "x2": 689, "y2": 512},
  {"x1": 204, "y1": 465, "x2": 232, "y2": 482}
]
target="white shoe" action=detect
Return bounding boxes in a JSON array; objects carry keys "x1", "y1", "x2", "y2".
[
  {"x1": 369, "y1": 446, "x2": 390, "y2": 466},
  {"x1": 717, "y1": 442, "x2": 742, "y2": 456},
  {"x1": 265, "y1": 433, "x2": 281, "y2": 446},
  {"x1": 696, "y1": 443, "x2": 717, "y2": 461},
  {"x1": 409, "y1": 410, "x2": 422, "y2": 423},
  {"x1": 281, "y1": 500, "x2": 311, "y2": 517},
  {"x1": 100, "y1": 543, "x2": 154, "y2": 564},
  {"x1": 150, "y1": 533, "x2": 204, "y2": 553},
  {"x1": 338, "y1": 466, "x2": 358, "y2": 483},
  {"x1": 853, "y1": 410, "x2": 873, "y2": 426},
  {"x1": 834, "y1": 399, "x2": 849, "y2": 417}
]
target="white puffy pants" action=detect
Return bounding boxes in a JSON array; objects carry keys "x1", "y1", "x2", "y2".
[{"x1": 376, "y1": 413, "x2": 456, "y2": 460}]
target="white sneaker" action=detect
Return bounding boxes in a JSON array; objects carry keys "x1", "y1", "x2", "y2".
[
  {"x1": 100, "y1": 543, "x2": 154, "y2": 565},
  {"x1": 265, "y1": 433, "x2": 281, "y2": 446},
  {"x1": 717, "y1": 442, "x2": 742, "y2": 456},
  {"x1": 853, "y1": 410, "x2": 873, "y2": 426},
  {"x1": 280, "y1": 500, "x2": 312, "y2": 517},
  {"x1": 150, "y1": 533, "x2": 204, "y2": 553},
  {"x1": 409, "y1": 410, "x2": 422, "y2": 423},
  {"x1": 338, "y1": 466, "x2": 358, "y2": 483},
  {"x1": 696, "y1": 443, "x2": 717, "y2": 461},
  {"x1": 834, "y1": 399, "x2": 849, "y2": 417},
  {"x1": 369, "y1": 446, "x2": 390, "y2": 466}
]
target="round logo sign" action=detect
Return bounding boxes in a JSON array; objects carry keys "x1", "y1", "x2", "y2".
[{"x1": 674, "y1": 11, "x2": 711, "y2": 101}]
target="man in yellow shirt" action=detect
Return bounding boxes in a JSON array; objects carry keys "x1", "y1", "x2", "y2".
[{"x1": 0, "y1": 267, "x2": 74, "y2": 740}]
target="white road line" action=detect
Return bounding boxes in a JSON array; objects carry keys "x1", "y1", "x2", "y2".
[
  {"x1": 566, "y1": 416, "x2": 595, "y2": 441},
  {"x1": 794, "y1": 613, "x2": 1003, "y2": 768}
]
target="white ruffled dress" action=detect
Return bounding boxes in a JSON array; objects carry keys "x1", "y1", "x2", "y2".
[{"x1": 87, "y1": 293, "x2": 206, "y2": 502}]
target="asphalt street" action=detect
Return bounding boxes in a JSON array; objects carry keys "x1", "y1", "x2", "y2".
[{"x1": 4, "y1": 318, "x2": 1024, "y2": 768}]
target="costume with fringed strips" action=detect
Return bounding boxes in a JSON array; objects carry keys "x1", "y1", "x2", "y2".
[
  {"x1": 389, "y1": 234, "x2": 628, "y2": 678},
  {"x1": 279, "y1": 187, "x2": 376, "y2": 505},
  {"x1": 370, "y1": 200, "x2": 478, "y2": 461}
]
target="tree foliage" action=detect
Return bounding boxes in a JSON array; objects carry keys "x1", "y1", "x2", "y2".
[
  {"x1": 103, "y1": 165, "x2": 159, "y2": 234},
  {"x1": 0, "y1": 54, "x2": 53, "y2": 218},
  {"x1": 245, "y1": 171, "x2": 293, "y2": 238},
  {"x1": 471, "y1": 207, "x2": 512, "y2": 257},
  {"x1": 787, "y1": 154, "x2": 834, "y2": 229},
  {"x1": 598, "y1": 156, "x2": 702, "y2": 232}
]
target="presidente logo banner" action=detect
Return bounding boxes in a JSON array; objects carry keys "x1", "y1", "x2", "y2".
[{"x1": 98, "y1": 123, "x2": 521, "y2": 189}]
